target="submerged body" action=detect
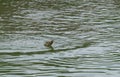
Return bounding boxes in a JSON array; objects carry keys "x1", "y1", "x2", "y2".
[{"x1": 44, "y1": 40, "x2": 53, "y2": 47}]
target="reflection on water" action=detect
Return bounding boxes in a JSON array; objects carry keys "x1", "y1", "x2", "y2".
[{"x1": 0, "y1": 0, "x2": 120, "y2": 77}]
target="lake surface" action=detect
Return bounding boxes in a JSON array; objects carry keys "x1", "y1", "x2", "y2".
[{"x1": 0, "y1": 0, "x2": 120, "y2": 77}]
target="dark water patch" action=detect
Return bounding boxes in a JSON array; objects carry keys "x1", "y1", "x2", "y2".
[{"x1": 0, "y1": 41, "x2": 92, "y2": 56}]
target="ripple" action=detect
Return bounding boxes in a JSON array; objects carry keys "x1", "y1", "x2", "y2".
[{"x1": 0, "y1": 0, "x2": 120, "y2": 77}]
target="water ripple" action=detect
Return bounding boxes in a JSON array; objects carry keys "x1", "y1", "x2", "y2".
[{"x1": 0, "y1": 0, "x2": 120, "y2": 77}]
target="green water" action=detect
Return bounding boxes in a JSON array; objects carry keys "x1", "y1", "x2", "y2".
[{"x1": 0, "y1": 0, "x2": 120, "y2": 77}]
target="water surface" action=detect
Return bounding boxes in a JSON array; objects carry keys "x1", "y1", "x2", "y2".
[{"x1": 0, "y1": 0, "x2": 120, "y2": 77}]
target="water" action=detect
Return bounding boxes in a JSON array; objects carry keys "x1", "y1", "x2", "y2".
[{"x1": 0, "y1": 0, "x2": 120, "y2": 77}]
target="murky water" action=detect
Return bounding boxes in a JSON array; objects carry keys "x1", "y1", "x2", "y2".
[{"x1": 0, "y1": 0, "x2": 120, "y2": 77}]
